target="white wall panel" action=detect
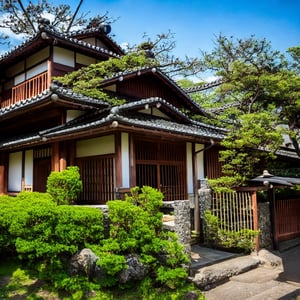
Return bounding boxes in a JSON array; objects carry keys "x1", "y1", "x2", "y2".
[
  {"x1": 76, "y1": 135, "x2": 115, "y2": 157},
  {"x1": 24, "y1": 150, "x2": 33, "y2": 186},
  {"x1": 26, "y1": 61, "x2": 48, "y2": 79},
  {"x1": 8, "y1": 152, "x2": 22, "y2": 192},
  {"x1": 53, "y1": 47, "x2": 75, "y2": 67},
  {"x1": 195, "y1": 144, "x2": 205, "y2": 179}
]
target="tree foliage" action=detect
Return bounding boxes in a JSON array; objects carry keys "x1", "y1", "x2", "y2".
[
  {"x1": 0, "y1": 0, "x2": 110, "y2": 46},
  {"x1": 194, "y1": 34, "x2": 300, "y2": 187}
]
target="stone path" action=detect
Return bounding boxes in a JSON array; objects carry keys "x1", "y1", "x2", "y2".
[{"x1": 190, "y1": 244, "x2": 300, "y2": 300}]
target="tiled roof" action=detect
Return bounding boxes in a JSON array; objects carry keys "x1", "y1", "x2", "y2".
[
  {"x1": 0, "y1": 20, "x2": 120, "y2": 63},
  {"x1": 68, "y1": 27, "x2": 124, "y2": 54},
  {"x1": 42, "y1": 107, "x2": 225, "y2": 141},
  {"x1": 0, "y1": 97, "x2": 225, "y2": 149},
  {"x1": 0, "y1": 83, "x2": 109, "y2": 118},
  {"x1": 185, "y1": 78, "x2": 223, "y2": 93}
]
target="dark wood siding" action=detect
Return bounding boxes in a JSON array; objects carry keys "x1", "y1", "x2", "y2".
[
  {"x1": 117, "y1": 75, "x2": 186, "y2": 109},
  {"x1": 204, "y1": 147, "x2": 222, "y2": 179},
  {"x1": 76, "y1": 155, "x2": 115, "y2": 204},
  {"x1": 135, "y1": 138, "x2": 187, "y2": 201}
]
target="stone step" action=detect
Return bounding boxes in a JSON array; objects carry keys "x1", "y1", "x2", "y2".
[{"x1": 190, "y1": 254, "x2": 261, "y2": 290}]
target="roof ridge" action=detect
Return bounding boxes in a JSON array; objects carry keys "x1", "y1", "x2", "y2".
[{"x1": 185, "y1": 78, "x2": 223, "y2": 93}]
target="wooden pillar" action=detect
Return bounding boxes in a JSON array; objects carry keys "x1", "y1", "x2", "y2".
[
  {"x1": 115, "y1": 132, "x2": 122, "y2": 188},
  {"x1": 193, "y1": 142, "x2": 201, "y2": 234},
  {"x1": 68, "y1": 141, "x2": 76, "y2": 166},
  {"x1": 269, "y1": 188, "x2": 278, "y2": 250},
  {"x1": 59, "y1": 142, "x2": 67, "y2": 171},
  {"x1": 52, "y1": 142, "x2": 60, "y2": 171},
  {"x1": 129, "y1": 134, "x2": 136, "y2": 187},
  {"x1": 0, "y1": 152, "x2": 8, "y2": 194},
  {"x1": 252, "y1": 191, "x2": 259, "y2": 251},
  {"x1": 21, "y1": 151, "x2": 25, "y2": 191}
]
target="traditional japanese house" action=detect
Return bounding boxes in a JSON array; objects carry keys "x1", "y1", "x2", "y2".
[{"x1": 0, "y1": 19, "x2": 225, "y2": 204}]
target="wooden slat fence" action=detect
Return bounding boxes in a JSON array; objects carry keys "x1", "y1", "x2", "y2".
[
  {"x1": 211, "y1": 191, "x2": 257, "y2": 232},
  {"x1": 275, "y1": 198, "x2": 300, "y2": 242}
]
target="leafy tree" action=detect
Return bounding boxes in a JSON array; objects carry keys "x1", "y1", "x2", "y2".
[
  {"x1": 0, "y1": 0, "x2": 203, "y2": 77},
  {"x1": 0, "y1": 0, "x2": 110, "y2": 46},
  {"x1": 194, "y1": 34, "x2": 300, "y2": 188}
]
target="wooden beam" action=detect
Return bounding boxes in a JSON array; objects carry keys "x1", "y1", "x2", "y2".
[
  {"x1": 251, "y1": 191, "x2": 259, "y2": 251},
  {"x1": 129, "y1": 134, "x2": 136, "y2": 187},
  {"x1": 59, "y1": 142, "x2": 67, "y2": 171}
]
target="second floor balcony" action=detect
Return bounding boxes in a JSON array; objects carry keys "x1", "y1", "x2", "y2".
[{"x1": 1, "y1": 72, "x2": 49, "y2": 108}]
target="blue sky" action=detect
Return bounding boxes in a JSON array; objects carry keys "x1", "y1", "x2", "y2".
[
  {"x1": 74, "y1": 0, "x2": 300, "y2": 58},
  {"x1": 1, "y1": 0, "x2": 299, "y2": 60}
]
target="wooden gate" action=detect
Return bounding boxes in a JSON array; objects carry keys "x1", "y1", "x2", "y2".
[
  {"x1": 211, "y1": 191, "x2": 258, "y2": 232},
  {"x1": 274, "y1": 199, "x2": 300, "y2": 242}
]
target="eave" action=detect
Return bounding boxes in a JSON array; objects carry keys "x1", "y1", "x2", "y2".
[{"x1": 0, "y1": 84, "x2": 109, "y2": 122}]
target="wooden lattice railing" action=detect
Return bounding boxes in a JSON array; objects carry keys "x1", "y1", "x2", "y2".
[{"x1": 1, "y1": 72, "x2": 49, "y2": 108}]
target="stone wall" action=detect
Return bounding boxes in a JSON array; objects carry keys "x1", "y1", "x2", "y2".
[
  {"x1": 258, "y1": 202, "x2": 273, "y2": 249},
  {"x1": 162, "y1": 200, "x2": 191, "y2": 254}
]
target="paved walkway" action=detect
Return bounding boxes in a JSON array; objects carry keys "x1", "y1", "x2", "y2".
[
  {"x1": 201, "y1": 244, "x2": 300, "y2": 300},
  {"x1": 190, "y1": 245, "x2": 238, "y2": 275}
]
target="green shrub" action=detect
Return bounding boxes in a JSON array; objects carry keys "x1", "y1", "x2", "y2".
[
  {"x1": 96, "y1": 186, "x2": 189, "y2": 289},
  {"x1": 0, "y1": 192, "x2": 104, "y2": 283},
  {"x1": 46, "y1": 166, "x2": 82, "y2": 205},
  {"x1": 204, "y1": 209, "x2": 259, "y2": 253}
]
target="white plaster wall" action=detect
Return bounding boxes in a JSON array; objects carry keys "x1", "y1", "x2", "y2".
[
  {"x1": 8, "y1": 151, "x2": 22, "y2": 192},
  {"x1": 24, "y1": 150, "x2": 33, "y2": 186},
  {"x1": 195, "y1": 143, "x2": 205, "y2": 179},
  {"x1": 66, "y1": 110, "x2": 85, "y2": 122},
  {"x1": 14, "y1": 73, "x2": 25, "y2": 85},
  {"x1": 53, "y1": 47, "x2": 75, "y2": 67},
  {"x1": 121, "y1": 133, "x2": 130, "y2": 188},
  {"x1": 76, "y1": 135, "x2": 115, "y2": 158},
  {"x1": 26, "y1": 61, "x2": 48, "y2": 79}
]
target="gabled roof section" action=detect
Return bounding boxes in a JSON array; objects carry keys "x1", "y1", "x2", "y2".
[
  {"x1": 99, "y1": 67, "x2": 209, "y2": 116},
  {"x1": 0, "y1": 19, "x2": 121, "y2": 66},
  {"x1": 109, "y1": 97, "x2": 192, "y2": 124},
  {"x1": 69, "y1": 27, "x2": 124, "y2": 56}
]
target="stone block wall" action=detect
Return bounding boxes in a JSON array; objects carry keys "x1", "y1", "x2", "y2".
[
  {"x1": 162, "y1": 200, "x2": 191, "y2": 254},
  {"x1": 258, "y1": 202, "x2": 273, "y2": 249}
]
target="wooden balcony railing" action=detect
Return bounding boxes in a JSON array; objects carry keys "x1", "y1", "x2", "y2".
[{"x1": 1, "y1": 72, "x2": 49, "y2": 108}]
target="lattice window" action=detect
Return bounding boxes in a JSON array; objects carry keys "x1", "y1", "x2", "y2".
[
  {"x1": 76, "y1": 155, "x2": 115, "y2": 204},
  {"x1": 135, "y1": 138, "x2": 187, "y2": 201}
]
